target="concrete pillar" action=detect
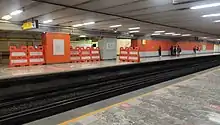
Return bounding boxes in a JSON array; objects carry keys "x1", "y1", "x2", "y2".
[{"x1": 98, "y1": 38, "x2": 117, "y2": 60}]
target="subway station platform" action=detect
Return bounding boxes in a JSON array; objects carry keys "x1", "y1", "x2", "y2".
[
  {"x1": 0, "y1": 53, "x2": 218, "y2": 79},
  {"x1": 25, "y1": 64, "x2": 220, "y2": 125}
]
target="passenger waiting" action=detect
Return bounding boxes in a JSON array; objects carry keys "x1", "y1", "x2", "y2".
[
  {"x1": 158, "y1": 46, "x2": 162, "y2": 57},
  {"x1": 177, "y1": 45, "x2": 181, "y2": 56},
  {"x1": 170, "y1": 46, "x2": 173, "y2": 56},
  {"x1": 193, "y1": 46, "x2": 197, "y2": 54},
  {"x1": 173, "y1": 46, "x2": 177, "y2": 56}
]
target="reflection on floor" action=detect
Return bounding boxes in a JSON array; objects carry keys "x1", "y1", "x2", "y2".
[
  {"x1": 58, "y1": 67, "x2": 220, "y2": 125},
  {"x1": 0, "y1": 54, "x2": 218, "y2": 79}
]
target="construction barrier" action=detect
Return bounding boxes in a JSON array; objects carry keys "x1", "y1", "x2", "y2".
[
  {"x1": 128, "y1": 47, "x2": 140, "y2": 62},
  {"x1": 70, "y1": 47, "x2": 81, "y2": 63},
  {"x1": 28, "y1": 46, "x2": 45, "y2": 66},
  {"x1": 80, "y1": 47, "x2": 91, "y2": 62},
  {"x1": 9, "y1": 46, "x2": 28, "y2": 67},
  {"x1": 119, "y1": 47, "x2": 129, "y2": 62},
  {"x1": 119, "y1": 47, "x2": 140, "y2": 62},
  {"x1": 91, "y1": 47, "x2": 101, "y2": 61},
  {"x1": 70, "y1": 47, "x2": 101, "y2": 63}
]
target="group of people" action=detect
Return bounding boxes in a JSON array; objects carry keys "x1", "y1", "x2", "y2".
[
  {"x1": 158, "y1": 45, "x2": 182, "y2": 57},
  {"x1": 193, "y1": 46, "x2": 200, "y2": 54},
  {"x1": 170, "y1": 46, "x2": 182, "y2": 56}
]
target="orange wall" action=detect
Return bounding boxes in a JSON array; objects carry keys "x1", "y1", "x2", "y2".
[
  {"x1": 177, "y1": 41, "x2": 214, "y2": 50},
  {"x1": 42, "y1": 32, "x2": 71, "y2": 64},
  {"x1": 132, "y1": 40, "x2": 214, "y2": 52},
  {"x1": 131, "y1": 40, "x2": 175, "y2": 51}
]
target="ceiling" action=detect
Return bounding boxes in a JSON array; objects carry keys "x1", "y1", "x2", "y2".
[{"x1": 1, "y1": 0, "x2": 220, "y2": 39}]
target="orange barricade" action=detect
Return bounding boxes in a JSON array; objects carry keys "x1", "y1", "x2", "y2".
[
  {"x1": 80, "y1": 47, "x2": 91, "y2": 62},
  {"x1": 28, "y1": 46, "x2": 45, "y2": 66},
  {"x1": 128, "y1": 47, "x2": 140, "y2": 62},
  {"x1": 70, "y1": 47, "x2": 81, "y2": 63},
  {"x1": 9, "y1": 46, "x2": 28, "y2": 67},
  {"x1": 119, "y1": 47, "x2": 129, "y2": 62},
  {"x1": 91, "y1": 47, "x2": 101, "y2": 61}
]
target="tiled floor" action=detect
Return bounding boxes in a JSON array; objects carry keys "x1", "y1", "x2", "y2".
[
  {"x1": 0, "y1": 53, "x2": 218, "y2": 79},
  {"x1": 25, "y1": 66, "x2": 220, "y2": 125}
]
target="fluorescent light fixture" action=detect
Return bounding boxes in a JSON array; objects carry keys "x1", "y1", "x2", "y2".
[
  {"x1": 214, "y1": 20, "x2": 220, "y2": 23},
  {"x1": 73, "y1": 24, "x2": 83, "y2": 27},
  {"x1": 43, "y1": 19, "x2": 53, "y2": 24},
  {"x1": 154, "y1": 31, "x2": 165, "y2": 33},
  {"x1": 73, "y1": 22, "x2": 95, "y2": 27},
  {"x1": 201, "y1": 37, "x2": 208, "y2": 39},
  {"x1": 1, "y1": 15, "x2": 12, "y2": 20},
  {"x1": 172, "y1": 33, "x2": 181, "y2": 36},
  {"x1": 165, "y1": 32, "x2": 175, "y2": 35},
  {"x1": 151, "y1": 34, "x2": 160, "y2": 36},
  {"x1": 217, "y1": 39, "x2": 220, "y2": 41},
  {"x1": 191, "y1": 3, "x2": 220, "y2": 9},
  {"x1": 128, "y1": 27, "x2": 140, "y2": 30},
  {"x1": 79, "y1": 35, "x2": 87, "y2": 38},
  {"x1": 129, "y1": 30, "x2": 139, "y2": 33},
  {"x1": 202, "y1": 13, "x2": 220, "y2": 17},
  {"x1": 110, "y1": 24, "x2": 122, "y2": 28},
  {"x1": 10, "y1": 10, "x2": 23, "y2": 16},
  {"x1": 0, "y1": 20, "x2": 9, "y2": 23},
  {"x1": 182, "y1": 34, "x2": 191, "y2": 36},
  {"x1": 83, "y1": 22, "x2": 95, "y2": 25}
]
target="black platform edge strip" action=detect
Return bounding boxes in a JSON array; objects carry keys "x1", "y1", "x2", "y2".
[{"x1": 0, "y1": 55, "x2": 220, "y2": 125}]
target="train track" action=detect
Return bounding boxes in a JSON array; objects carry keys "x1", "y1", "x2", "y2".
[{"x1": 0, "y1": 55, "x2": 220, "y2": 125}]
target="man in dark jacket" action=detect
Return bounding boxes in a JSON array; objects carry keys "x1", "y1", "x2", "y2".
[{"x1": 158, "y1": 46, "x2": 162, "y2": 57}]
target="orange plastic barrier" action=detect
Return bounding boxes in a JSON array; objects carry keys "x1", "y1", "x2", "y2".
[
  {"x1": 70, "y1": 47, "x2": 101, "y2": 63},
  {"x1": 128, "y1": 47, "x2": 140, "y2": 62},
  {"x1": 119, "y1": 47, "x2": 140, "y2": 62},
  {"x1": 28, "y1": 46, "x2": 45, "y2": 66},
  {"x1": 70, "y1": 47, "x2": 81, "y2": 63},
  {"x1": 80, "y1": 47, "x2": 91, "y2": 62},
  {"x1": 9, "y1": 46, "x2": 28, "y2": 67},
  {"x1": 91, "y1": 47, "x2": 101, "y2": 61},
  {"x1": 119, "y1": 47, "x2": 129, "y2": 62}
]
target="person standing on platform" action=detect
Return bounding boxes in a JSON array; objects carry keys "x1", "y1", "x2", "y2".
[
  {"x1": 177, "y1": 45, "x2": 181, "y2": 56},
  {"x1": 193, "y1": 46, "x2": 197, "y2": 54},
  {"x1": 158, "y1": 46, "x2": 162, "y2": 57},
  {"x1": 170, "y1": 46, "x2": 173, "y2": 56},
  {"x1": 173, "y1": 46, "x2": 177, "y2": 56}
]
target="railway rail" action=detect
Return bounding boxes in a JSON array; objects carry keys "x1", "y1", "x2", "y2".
[{"x1": 0, "y1": 55, "x2": 220, "y2": 125}]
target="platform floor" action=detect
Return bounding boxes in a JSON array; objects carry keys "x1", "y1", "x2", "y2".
[
  {"x1": 0, "y1": 53, "x2": 218, "y2": 79},
  {"x1": 25, "y1": 65, "x2": 220, "y2": 125}
]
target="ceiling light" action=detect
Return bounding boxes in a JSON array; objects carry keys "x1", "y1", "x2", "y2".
[
  {"x1": 110, "y1": 25, "x2": 122, "y2": 28},
  {"x1": 128, "y1": 27, "x2": 140, "y2": 30},
  {"x1": 79, "y1": 35, "x2": 87, "y2": 38},
  {"x1": 73, "y1": 24, "x2": 83, "y2": 27},
  {"x1": 43, "y1": 19, "x2": 53, "y2": 24},
  {"x1": 182, "y1": 34, "x2": 191, "y2": 36},
  {"x1": 154, "y1": 31, "x2": 165, "y2": 33},
  {"x1": 1, "y1": 15, "x2": 12, "y2": 20},
  {"x1": 173, "y1": 33, "x2": 181, "y2": 36},
  {"x1": 214, "y1": 20, "x2": 220, "y2": 23},
  {"x1": 217, "y1": 39, "x2": 220, "y2": 40},
  {"x1": 129, "y1": 30, "x2": 139, "y2": 33},
  {"x1": 202, "y1": 13, "x2": 220, "y2": 17},
  {"x1": 83, "y1": 22, "x2": 95, "y2": 25},
  {"x1": 10, "y1": 10, "x2": 23, "y2": 16},
  {"x1": 151, "y1": 34, "x2": 161, "y2": 36},
  {"x1": 0, "y1": 20, "x2": 9, "y2": 23},
  {"x1": 191, "y1": 3, "x2": 220, "y2": 9},
  {"x1": 165, "y1": 32, "x2": 175, "y2": 35}
]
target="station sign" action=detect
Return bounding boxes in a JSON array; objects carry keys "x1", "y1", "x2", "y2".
[{"x1": 22, "y1": 20, "x2": 39, "y2": 30}]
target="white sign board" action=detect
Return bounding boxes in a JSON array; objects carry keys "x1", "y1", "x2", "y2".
[
  {"x1": 106, "y1": 42, "x2": 115, "y2": 50},
  {"x1": 53, "y1": 39, "x2": 64, "y2": 55}
]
